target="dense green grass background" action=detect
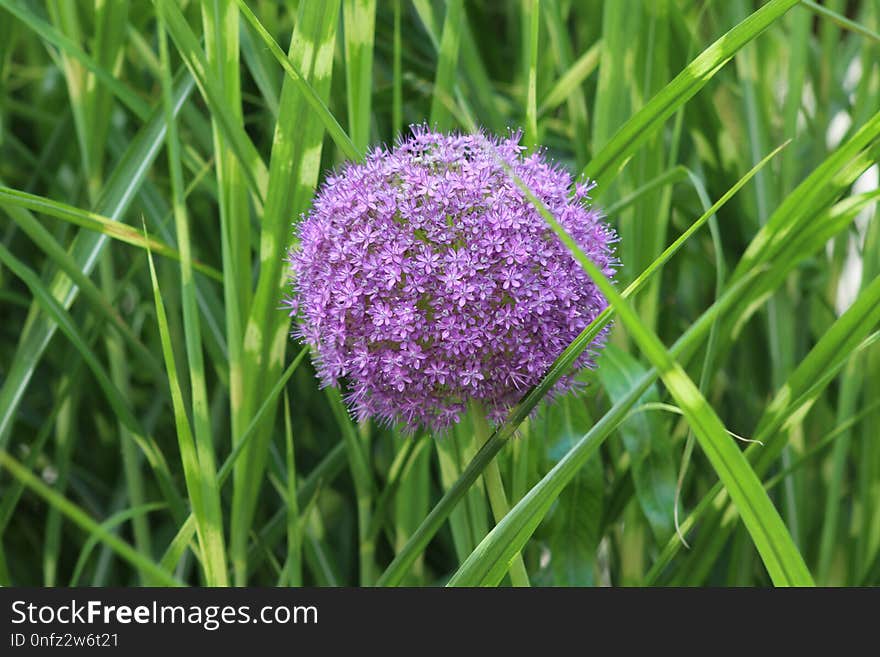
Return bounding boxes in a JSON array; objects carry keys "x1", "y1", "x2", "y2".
[{"x1": 0, "y1": 0, "x2": 878, "y2": 587}]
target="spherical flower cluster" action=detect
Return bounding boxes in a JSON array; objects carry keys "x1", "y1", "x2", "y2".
[{"x1": 286, "y1": 126, "x2": 617, "y2": 431}]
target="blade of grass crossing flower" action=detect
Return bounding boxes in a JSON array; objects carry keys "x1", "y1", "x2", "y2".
[
  {"x1": 429, "y1": 0, "x2": 463, "y2": 131},
  {"x1": 584, "y1": 0, "x2": 799, "y2": 186},
  {"x1": 231, "y1": 0, "x2": 341, "y2": 586},
  {"x1": 444, "y1": 270, "x2": 765, "y2": 587},
  {"x1": 378, "y1": 146, "x2": 784, "y2": 585},
  {"x1": 157, "y1": 16, "x2": 228, "y2": 586},
  {"x1": 343, "y1": 0, "x2": 376, "y2": 152},
  {"x1": 504, "y1": 171, "x2": 814, "y2": 586},
  {"x1": 0, "y1": 73, "x2": 196, "y2": 447}
]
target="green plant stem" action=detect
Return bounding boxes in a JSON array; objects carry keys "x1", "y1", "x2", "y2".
[{"x1": 472, "y1": 405, "x2": 530, "y2": 587}]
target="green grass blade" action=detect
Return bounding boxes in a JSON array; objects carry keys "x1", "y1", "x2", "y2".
[
  {"x1": 343, "y1": 0, "x2": 376, "y2": 152},
  {"x1": 144, "y1": 229, "x2": 227, "y2": 586},
  {"x1": 0, "y1": 185, "x2": 222, "y2": 281},
  {"x1": 429, "y1": 0, "x2": 463, "y2": 131},
  {"x1": 538, "y1": 39, "x2": 600, "y2": 118},
  {"x1": 584, "y1": 0, "x2": 799, "y2": 185},
  {"x1": 233, "y1": 0, "x2": 359, "y2": 161},
  {"x1": 69, "y1": 503, "x2": 165, "y2": 586},
  {"x1": 230, "y1": 0, "x2": 341, "y2": 585},
  {"x1": 648, "y1": 271, "x2": 880, "y2": 584},
  {"x1": 327, "y1": 388, "x2": 376, "y2": 585},
  {"x1": 801, "y1": 0, "x2": 880, "y2": 42},
  {"x1": 154, "y1": 0, "x2": 268, "y2": 201},
  {"x1": 378, "y1": 145, "x2": 783, "y2": 586},
  {"x1": 0, "y1": 449, "x2": 180, "y2": 586},
  {"x1": 443, "y1": 268, "x2": 764, "y2": 587},
  {"x1": 0, "y1": 0, "x2": 150, "y2": 119},
  {"x1": 488, "y1": 165, "x2": 814, "y2": 586},
  {"x1": 157, "y1": 13, "x2": 229, "y2": 586},
  {"x1": 0, "y1": 73, "x2": 196, "y2": 447},
  {"x1": 523, "y1": 0, "x2": 539, "y2": 149}
]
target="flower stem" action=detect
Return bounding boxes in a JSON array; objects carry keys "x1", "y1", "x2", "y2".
[{"x1": 470, "y1": 403, "x2": 531, "y2": 587}]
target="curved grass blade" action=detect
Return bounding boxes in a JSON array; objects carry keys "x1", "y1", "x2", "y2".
[
  {"x1": 0, "y1": 0, "x2": 150, "y2": 119},
  {"x1": 233, "y1": 0, "x2": 359, "y2": 161},
  {"x1": 0, "y1": 185, "x2": 222, "y2": 281},
  {"x1": 647, "y1": 269, "x2": 880, "y2": 585},
  {"x1": 444, "y1": 268, "x2": 763, "y2": 587},
  {"x1": 69, "y1": 503, "x2": 166, "y2": 586},
  {"x1": 157, "y1": 15, "x2": 229, "y2": 586},
  {"x1": 584, "y1": 0, "x2": 799, "y2": 185},
  {"x1": 144, "y1": 227, "x2": 227, "y2": 586},
  {"x1": 0, "y1": 192, "x2": 164, "y2": 374},
  {"x1": 153, "y1": 0, "x2": 268, "y2": 201},
  {"x1": 498, "y1": 162, "x2": 813, "y2": 587},
  {"x1": 0, "y1": 243, "x2": 185, "y2": 519},
  {"x1": 0, "y1": 72, "x2": 196, "y2": 448},
  {"x1": 0, "y1": 449, "x2": 180, "y2": 586},
  {"x1": 377, "y1": 144, "x2": 785, "y2": 586}
]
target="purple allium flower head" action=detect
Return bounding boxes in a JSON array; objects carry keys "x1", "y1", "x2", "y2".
[{"x1": 286, "y1": 126, "x2": 617, "y2": 431}]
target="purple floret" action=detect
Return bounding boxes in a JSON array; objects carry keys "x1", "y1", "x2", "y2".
[{"x1": 286, "y1": 126, "x2": 617, "y2": 431}]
